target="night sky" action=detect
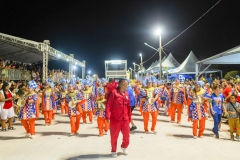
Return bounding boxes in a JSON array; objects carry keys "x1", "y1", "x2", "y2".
[{"x1": 0, "y1": 0, "x2": 239, "y2": 77}]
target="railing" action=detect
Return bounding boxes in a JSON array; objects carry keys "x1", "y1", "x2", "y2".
[
  {"x1": 49, "y1": 74, "x2": 69, "y2": 83},
  {"x1": 0, "y1": 69, "x2": 31, "y2": 81}
]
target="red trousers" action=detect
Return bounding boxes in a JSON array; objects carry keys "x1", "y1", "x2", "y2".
[
  {"x1": 97, "y1": 117, "x2": 109, "y2": 136},
  {"x1": 70, "y1": 115, "x2": 81, "y2": 134},
  {"x1": 110, "y1": 120, "x2": 130, "y2": 152},
  {"x1": 142, "y1": 111, "x2": 158, "y2": 132},
  {"x1": 170, "y1": 103, "x2": 183, "y2": 122},
  {"x1": 44, "y1": 110, "x2": 53, "y2": 124},
  {"x1": 21, "y1": 118, "x2": 36, "y2": 135},
  {"x1": 192, "y1": 117, "x2": 206, "y2": 136},
  {"x1": 61, "y1": 104, "x2": 68, "y2": 114},
  {"x1": 82, "y1": 111, "x2": 93, "y2": 123}
]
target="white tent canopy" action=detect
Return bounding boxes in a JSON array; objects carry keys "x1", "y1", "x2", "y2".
[
  {"x1": 169, "y1": 51, "x2": 220, "y2": 74},
  {"x1": 195, "y1": 45, "x2": 240, "y2": 80},
  {"x1": 146, "y1": 53, "x2": 180, "y2": 72},
  {"x1": 196, "y1": 45, "x2": 240, "y2": 64}
]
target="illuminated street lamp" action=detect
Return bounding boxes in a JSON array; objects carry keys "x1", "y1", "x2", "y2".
[
  {"x1": 156, "y1": 28, "x2": 162, "y2": 79},
  {"x1": 139, "y1": 53, "x2": 143, "y2": 75},
  {"x1": 144, "y1": 28, "x2": 162, "y2": 79}
]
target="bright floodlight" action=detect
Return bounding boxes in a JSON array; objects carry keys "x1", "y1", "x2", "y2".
[
  {"x1": 133, "y1": 62, "x2": 135, "y2": 65},
  {"x1": 73, "y1": 66, "x2": 76, "y2": 69},
  {"x1": 73, "y1": 75, "x2": 75, "y2": 78},
  {"x1": 67, "y1": 59, "x2": 69, "y2": 61},
  {"x1": 129, "y1": 67, "x2": 132, "y2": 69},
  {"x1": 155, "y1": 29, "x2": 162, "y2": 35},
  {"x1": 139, "y1": 53, "x2": 142, "y2": 56},
  {"x1": 58, "y1": 54, "x2": 61, "y2": 58},
  {"x1": 144, "y1": 43, "x2": 148, "y2": 45},
  {"x1": 88, "y1": 71, "x2": 91, "y2": 74}
]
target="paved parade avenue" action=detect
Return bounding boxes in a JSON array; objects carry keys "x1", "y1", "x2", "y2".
[{"x1": 0, "y1": 108, "x2": 239, "y2": 160}]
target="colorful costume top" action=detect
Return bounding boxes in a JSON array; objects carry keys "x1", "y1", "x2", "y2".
[
  {"x1": 170, "y1": 84, "x2": 184, "y2": 104},
  {"x1": 42, "y1": 88, "x2": 55, "y2": 111},
  {"x1": 95, "y1": 98, "x2": 106, "y2": 118},
  {"x1": 66, "y1": 90, "x2": 82, "y2": 117},
  {"x1": 188, "y1": 88, "x2": 207, "y2": 121},
  {"x1": 81, "y1": 87, "x2": 93, "y2": 111},
  {"x1": 18, "y1": 80, "x2": 38, "y2": 120},
  {"x1": 142, "y1": 87, "x2": 159, "y2": 112},
  {"x1": 18, "y1": 93, "x2": 38, "y2": 120}
]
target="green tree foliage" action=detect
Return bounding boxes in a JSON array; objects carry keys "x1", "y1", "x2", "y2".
[{"x1": 224, "y1": 70, "x2": 240, "y2": 79}]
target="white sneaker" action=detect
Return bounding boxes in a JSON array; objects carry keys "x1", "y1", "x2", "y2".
[
  {"x1": 104, "y1": 132, "x2": 108, "y2": 135},
  {"x1": 25, "y1": 133, "x2": 31, "y2": 137},
  {"x1": 111, "y1": 152, "x2": 117, "y2": 158},
  {"x1": 121, "y1": 147, "x2": 128, "y2": 155},
  {"x1": 30, "y1": 135, "x2": 35, "y2": 139},
  {"x1": 152, "y1": 130, "x2": 157, "y2": 134},
  {"x1": 193, "y1": 136, "x2": 197, "y2": 139}
]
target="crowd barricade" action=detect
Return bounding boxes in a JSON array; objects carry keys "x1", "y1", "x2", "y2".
[
  {"x1": 0, "y1": 68, "x2": 31, "y2": 81},
  {"x1": 50, "y1": 74, "x2": 69, "y2": 83}
]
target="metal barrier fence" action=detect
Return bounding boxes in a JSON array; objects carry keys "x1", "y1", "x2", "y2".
[
  {"x1": 0, "y1": 69, "x2": 31, "y2": 81},
  {"x1": 49, "y1": 74, "x2": 69, "y2": 83}
]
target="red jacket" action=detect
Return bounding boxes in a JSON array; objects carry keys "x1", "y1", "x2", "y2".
[{"x1": 106, "y1": 88, "x2": 131, "y2": 122}]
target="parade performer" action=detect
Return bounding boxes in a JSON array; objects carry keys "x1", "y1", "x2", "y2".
[
  {"x1": 105, "y1": 79, "x2": 118, "y2": 99},
  {"x1": 141, "y1": 77, "x2": 159, "y2": 134},
  {"x1": 66, "y1": 82, "x2": 84, "y2": 136},
  {"x1": 81, "y1": 79, "x2": 94, "y2": 124},
  {"x1": 52, "y1": 85, "x2": 59, "y2": 119},
  {"x1": 60, "y1": 84, "x2": 68, "y2": 115},
  {"x1": 106, "y1": 79, "x2": 131, "y2": 157},
  {"x1": 161, "y1": 82, "x2": 171, "y2": 116},
  {"x1": 209, "y1": 85, "x2": 225, "y2": 139},
  {"x1": 18, "y1": 80, "x2": 38, "y2": 139},
  {"x1": 188, "y1": 81, "x2": 208, "y2": 139},
  {"x1": 126, "y1": 80, "x2": 137, "y2": 131},
  {"x1": 95, "y1": 87, "x2": 109, "y2": 136},
  {"x1": 42, "y1": 82, "x2": 56, "y2": 126},
  {"x1": 169, "y1": 79, "x2": 185, "y2": 124},
  {"x1": 75, "y1": 77, "x2": 82, "y2": 91}
]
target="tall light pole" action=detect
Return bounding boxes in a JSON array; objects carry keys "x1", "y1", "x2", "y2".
[
  {"x1": 139, "y1": 53, "x2": 143, "y2": 75},
  {"x1": 73, "y1": 66, "x2": 76, "y2": 78},
  {"x1": 156, "y1": 29, "x2": 162, "y2": 80},
  {"x1": 129, "y1": 67, "x2": 133, "y2": 79},
  {"x1": 133, "y1": 62, "x2": 136, "y2": 75}
]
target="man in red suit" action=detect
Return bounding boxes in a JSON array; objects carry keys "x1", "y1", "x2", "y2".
[{"x1": 106, "y1": 79, "x2": 131, "y2": 158}]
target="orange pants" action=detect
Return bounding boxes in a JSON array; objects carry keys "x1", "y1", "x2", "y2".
[
  {"x1": 82, "y1": 111, "x2": 93, "y2": 123},
  {"x1": 140, "y1": 101, "x2": 144, "y2": 116},
  {"x1": 61, "y1": 104, "x2": 68, "y2": 114},
  {"x1": 44, "y1": 110, "x2": 53, "y2": 124},
  {"x1": 52, "y1": 106, "x2": 57, "y2": 119},
  {"x1": 21, "y1": 118, "x2": 36, "y2": 135},
  {"x1": 142, "y1": 111, "x2": 158, "y2": 132},
  {"x1": 97, "y1": 117, "x2": 109, "y2": 136},
  {"x1": 170, "y1": 103, "x2": 183, "y2": 122},
  {"x1": 192, "y1": 117, "x2": 206, "y2": 136},
  {"x1": 70, "y1": 115, "x2": 81, "y2": 134}
]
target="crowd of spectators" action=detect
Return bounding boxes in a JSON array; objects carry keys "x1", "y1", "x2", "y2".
[{"x1": 0, "y1": 57, "x2": 69, "y2": 83}]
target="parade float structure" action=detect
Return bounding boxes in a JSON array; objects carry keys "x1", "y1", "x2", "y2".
[
  {"x1": 0, "y1": 32, "x2": 85, "y2": 81},
  {"x1": 105, "y1": 60, "x2": 127, "y2": 80}
]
